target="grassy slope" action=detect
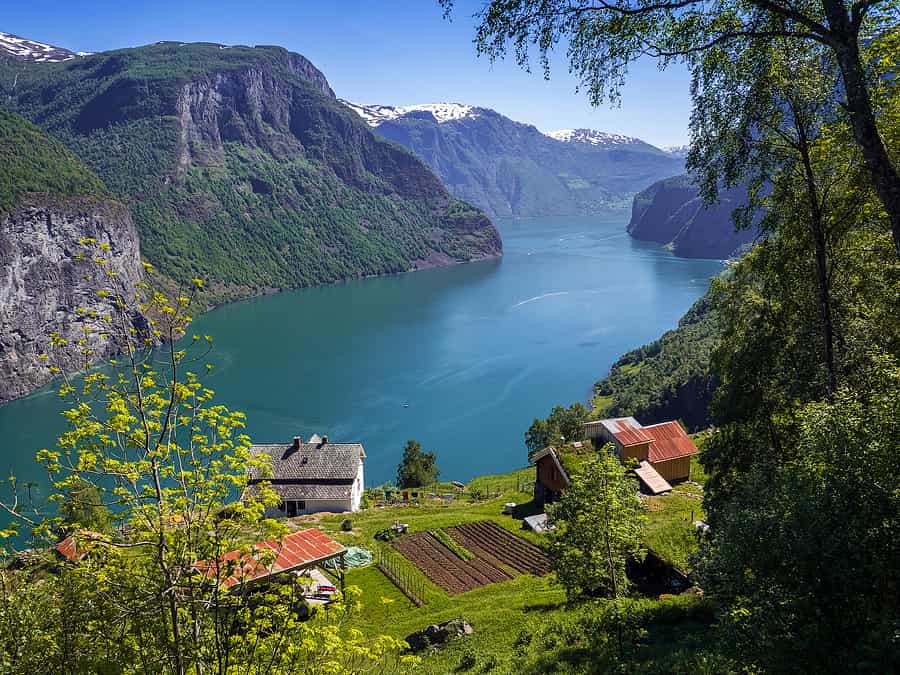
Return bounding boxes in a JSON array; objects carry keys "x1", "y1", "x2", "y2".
[
  {"x1": 288, "y1": 459, "x2": 709, "y2": 673},
  {"x1": 0, "y1": 108, "x2": 108, "y2": 214}
]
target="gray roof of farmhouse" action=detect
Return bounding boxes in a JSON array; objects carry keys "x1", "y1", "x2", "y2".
[
  {"x1": 249, "y1": 438, "x2": 365, "y2": 484},
  {"x1": 245, "y1": 482, "x2": 354, "y2": 501}
]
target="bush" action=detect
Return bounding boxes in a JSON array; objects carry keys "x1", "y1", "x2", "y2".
[{"x1": 341, "y1": 519, "x2": 353, "y2": 532}]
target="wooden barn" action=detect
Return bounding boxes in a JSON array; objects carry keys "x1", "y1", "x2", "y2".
[
  {"x1": 530, "y1": 446, "x2": 571, "y2": 507},
  {"x1": 582, "y1": 417, "x2": 697, "y2": 492}
]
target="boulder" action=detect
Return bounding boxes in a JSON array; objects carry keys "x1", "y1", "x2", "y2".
[{"x1": 404, "y1": 618, "x2": 473, "y2": 652}]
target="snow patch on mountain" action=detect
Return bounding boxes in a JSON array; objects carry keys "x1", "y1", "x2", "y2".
[
  {"x1": 663, "y1": 145, "x2": 690, "y2": 158},
  {"x1": 545, "y1": 128, "x2": 643, "y2": 146},
  {"x1": 0, "y1": 31, "x2": 91, "y2": 63},
  {"x1": 341, "y1": 101, "x2": 480, "y2": 126}
]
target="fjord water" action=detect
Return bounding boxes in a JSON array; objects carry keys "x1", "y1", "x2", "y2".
[{"x1": 0, "y1": 212, "x2": 721, "y2": 494}]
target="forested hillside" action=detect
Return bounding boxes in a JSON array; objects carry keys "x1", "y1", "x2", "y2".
[
  {"x1": 0, "y1": 42, "x2": 501, "y2": 301},
  {"x1": 592, "y1": 293, "x2": 719, "y2": 430}
]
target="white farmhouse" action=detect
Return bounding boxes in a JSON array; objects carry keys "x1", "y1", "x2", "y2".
[{"x1": 248, "y1": 435, "x2": 365, "y2": 516}]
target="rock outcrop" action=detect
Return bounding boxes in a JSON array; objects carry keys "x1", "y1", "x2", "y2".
[
  {"x1": 627, "y1": 175, "x2": 758, "y2": 259},
  {"x1": 0, "y1": 195, "x2": 143, "y2": 402}
]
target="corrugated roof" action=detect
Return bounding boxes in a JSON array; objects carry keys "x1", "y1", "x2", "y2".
[
  {"x1": 196, "y1": 528, "x2": 346, "y2": 588},
  {"x1": 55, "y1": 530, "x2": 108, "y2": 563},
  {"x1": 643, "y1": 421, "x2": 698, "y2": 462},
  {"x1": 634, "y1": 461, "x2": 673, "y2": 495},
  {"x1": 599, "y1": 417, "x2": 654, "y2": 446},
  {"x1": 250, "y1": 440, "x2": 365, "y2": 482}
]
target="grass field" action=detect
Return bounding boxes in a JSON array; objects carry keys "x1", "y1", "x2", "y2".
[{"x1": 281, "y1": 460, "x2": 711, "y2": 673}]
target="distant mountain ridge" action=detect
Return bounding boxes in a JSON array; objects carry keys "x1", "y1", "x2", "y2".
[
  {"x1": 343, "y1": 101, "x2": 684, "y2": 218},
  {"x1": 0, "y1": 31, "x2": 90, "y2": 63},
  {"x1": 544, "y1": 128, "x2": 653, "y2": 148}
]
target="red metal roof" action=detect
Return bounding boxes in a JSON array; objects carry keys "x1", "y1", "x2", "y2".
[
  {"x1": 196, "y1": 528, "x2": 346, "y2": 588},
  {"x1": 55, "y1": 530, "x2": 108, "y2": 563},
  {"x1": 643, "y1": 421, "x2": 699, "y2": 462},
  {"x1": 608, "y1": 418, "x2": 653, "y2": 446}
]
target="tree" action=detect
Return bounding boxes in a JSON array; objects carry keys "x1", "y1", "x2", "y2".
[
  {"x1": 526, "y1": 403, "x2": 589, "y2": 456},
  {"x1": 544, "y1": 448, "x2": 644, "y2": 601},
  {"x1": 548, "y1": 403, "x2": 589, "y2": 443},
  {"x1": 700, "y1": 357, "x2": 900, "y2": 671},
  {"x1": 396, "y1": 439, "x2": 440, "y2": 488},
  {"x1": 525, "y1": 417, "x2": 555, "y2": 455},
  {"x1": 441, "y1": 0, "x2": 900, "y2": 260},
  {"x1": 58, "y1": 477, "x2": 113, "y2": 534},
  {"x1": 0, "y1": 242, "x2": 416, "y2": 674}
]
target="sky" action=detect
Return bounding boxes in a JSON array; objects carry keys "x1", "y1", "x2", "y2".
[{"x1": 3, "y1": 0, "x2": 693, "y2": 146}]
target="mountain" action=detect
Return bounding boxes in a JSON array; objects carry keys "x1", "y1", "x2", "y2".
[
  {"x1": 342, "y1": 101, "x2": 684, "y2": 218},
  {"x1": 0, "y1": 109, "x2": 143, "y2": 402},
  {"x1": 0, "y1": 40, "x2": 501, "y2": 303},
  {"x1": 627, "y1": 174, "x2": 758, "y2": 258},
  {"x1": 0, "y1": 31, "x2": 90, "y2": 63},
  {"x1": 662, "y1": 145, "x2": 690, "y2": 159}
]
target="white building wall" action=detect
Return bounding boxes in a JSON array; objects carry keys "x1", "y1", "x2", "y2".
[{"x1": 350, "y1": 459, "x2": 365, "y2": 512}]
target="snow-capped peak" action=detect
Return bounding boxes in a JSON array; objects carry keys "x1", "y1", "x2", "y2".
[
  {"x1": 341, "y1": 101, "x2": 479, "y2": 127},
  {"x1": 0, "y1": 31, "x2": 91, "y2": 63},
  {"x1": 545, "y1": 128, "x2": 642, "y2": 146},
  {"x1": 663, "y1": 144, "x2": 690, "y2": 158}
]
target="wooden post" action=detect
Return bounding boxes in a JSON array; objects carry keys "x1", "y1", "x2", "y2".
[{"x1": 339, "y1": 552, "x2": 346, "y2": 593}]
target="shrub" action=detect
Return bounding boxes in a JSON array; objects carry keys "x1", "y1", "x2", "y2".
[{"x1": 341, "y1": 519, "x2": 353, "y2": 532}]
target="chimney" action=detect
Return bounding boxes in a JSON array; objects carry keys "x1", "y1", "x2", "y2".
[{"x1": 292, "y1": 436, "x2": 302, "y2": 450}]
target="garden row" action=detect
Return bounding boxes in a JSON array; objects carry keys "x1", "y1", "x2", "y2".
[{"x1": 392, "y1": 520, "x2": 550, "y2": 594}]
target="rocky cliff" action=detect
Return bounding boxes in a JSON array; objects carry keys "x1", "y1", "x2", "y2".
[
  {"x1": 0, "y1": 196, "x2": 143, "y2": 402},
  {"x1": 1, "y1": 41, "x2": 500, "y2": 302},
  {"x1": 627, "y1": 175, "x2": 757, "y2": 259}
]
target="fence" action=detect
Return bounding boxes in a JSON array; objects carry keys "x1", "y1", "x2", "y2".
[{"x1": 376, "y1": 547, "x2": 426, "y2": 607}]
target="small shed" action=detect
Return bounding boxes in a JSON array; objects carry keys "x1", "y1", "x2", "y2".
[{"x1": 530, "y1": 447, "x2": 571, "y2": 508}]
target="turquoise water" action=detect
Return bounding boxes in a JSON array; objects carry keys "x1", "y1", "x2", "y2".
[{"x1": 0, "y1": 213, "x2": 721, "y2": 499}]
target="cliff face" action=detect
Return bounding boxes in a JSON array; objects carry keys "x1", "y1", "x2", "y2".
[
  {"x1": 0, "y1": 196, "x2": 143, "y2": 402},
  {"x1": 2, "y1": 42, "x2": 501, "y2": 301},
  {"x1": 627, "y1": 175, "x2": 757, "y2": 259}
]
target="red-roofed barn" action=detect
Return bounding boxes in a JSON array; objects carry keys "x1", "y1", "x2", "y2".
[{"x1": 583, "y1": 417, "x2": 698, "y2": 487}]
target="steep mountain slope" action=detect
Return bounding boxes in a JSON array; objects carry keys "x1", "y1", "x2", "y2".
[
  {"x1": 592, "y1": 293, "x2": 719, "y2": 431},
  {"x1": 343, "y1": 102, "x2": 684, "y2": 218},
  {"x1": 627, "y1": 174, "x2": 757, "y2": 259},
  {"x1": 1, "y1": 41, "x2": 500, "y2": 302},
  {"x1": 0, "y1": 109, "x2": 143, "y2": 402}
]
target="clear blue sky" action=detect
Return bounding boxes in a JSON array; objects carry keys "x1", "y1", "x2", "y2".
[{"x1": 4, "y1": 0, "x2": 692, "y2": 146}]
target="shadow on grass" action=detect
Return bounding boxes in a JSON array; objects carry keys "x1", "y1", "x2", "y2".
[{"x1": 511, "y1": 500, "x2": 543, "y2": 521}]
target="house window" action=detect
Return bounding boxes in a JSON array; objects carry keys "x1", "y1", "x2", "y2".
[{"x1": 298, "y1": 500, "x2": 306, "y2": 511}]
